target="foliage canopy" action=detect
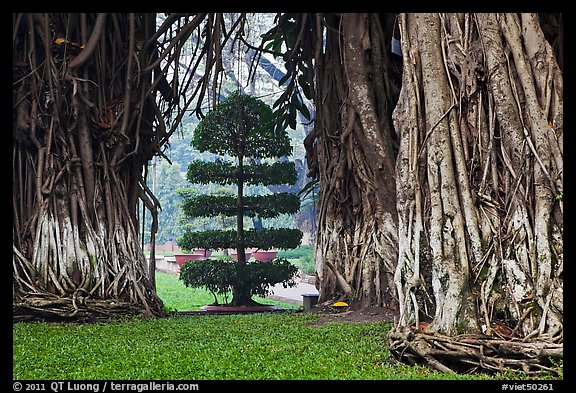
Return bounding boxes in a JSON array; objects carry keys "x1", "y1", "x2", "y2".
[
  {"x1": 179, "y1": 228, "x2": 302, "y2": 251},
  {"x1": 193, "y1": 91, "x2": 292, "y2": 158}
]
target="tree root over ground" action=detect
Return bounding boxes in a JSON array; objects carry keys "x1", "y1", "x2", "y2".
[
  {"x1": 13, "y1": 293, "x2": 156, "y2": 323},
  {"x1": 388, "y1": 328, "x2": 562, "y2": 377}
]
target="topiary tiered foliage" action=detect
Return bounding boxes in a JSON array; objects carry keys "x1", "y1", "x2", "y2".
[{"x1": 178, "y1": 92, "x2": 302, "y2": 307}]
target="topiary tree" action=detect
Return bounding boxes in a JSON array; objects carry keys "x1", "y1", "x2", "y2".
[{"x1": 178, "y1": 91, "x2": 303, "y2": 307}]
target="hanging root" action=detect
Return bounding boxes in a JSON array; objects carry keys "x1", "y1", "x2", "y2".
[{"x1": 388, "y1": 328, "x2": 563, "y2": 377}]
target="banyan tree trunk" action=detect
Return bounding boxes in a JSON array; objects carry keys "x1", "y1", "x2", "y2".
[
  {"x1": 391, "y1": 13, "x2": 562, "y2": 374},
  {"x1": 311, "y1": 14, "x2": 399, "y2": 308},
  {"x1": 13, "y1": 13, "x2": 164, "y2": 321}
]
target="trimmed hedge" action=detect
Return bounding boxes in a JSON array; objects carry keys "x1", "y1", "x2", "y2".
[
  {"x1": 192, "y1": 91, "x2": 293, "y2": 158},
  {"x1": 187, "y1": 160, "x2": 298, "y2": 186},
  {"x1": 179, "y1": 258, "x2": 299, "y2": 302},
  {"x1": 181, "y1": 193, "x2": 301, "y2": 218},
  {"x1": 178, "y1": 228, "x2": 303, "y2": 251}
]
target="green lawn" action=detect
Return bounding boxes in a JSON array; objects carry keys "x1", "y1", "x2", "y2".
[
  {"x1": 14, "y1": 313, "x2": 502, "y2": 380},
  {"x1": 12, "y1": 273, "x2": 558, "y2": 381}
]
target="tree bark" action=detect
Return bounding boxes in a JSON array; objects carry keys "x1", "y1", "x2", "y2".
[
  {"x1": 312, "y1": 14, "x2": 398, "y2": 308},
  {"x1": 390, "y1": 12, "x2": 562, "y2": 372},
  {"x1": 14, "y1": 13, "x2": 249, "y2": 320},
  {"x1": 413, "y1": 13, "x2": 480, "y2": 335},
  {"x1": 13, "y1": 13, "x2": 167, "y2": 321}
]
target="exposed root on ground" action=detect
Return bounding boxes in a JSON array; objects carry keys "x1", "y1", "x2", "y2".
[
  {"x1": 13, "y1": 293, "x2": 157, "y2": 323},
  {"x1": 388, "y1": 328, "x2": 562, "y2": 377}
]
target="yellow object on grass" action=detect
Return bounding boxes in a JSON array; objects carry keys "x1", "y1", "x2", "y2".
[{"x1": 54, "y1": 37, "x2": 85, "y2": 48}]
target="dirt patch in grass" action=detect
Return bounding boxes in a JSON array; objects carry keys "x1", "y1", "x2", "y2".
[{"x1": 303, "y1": 305, "x2": 398, "y2": 326}]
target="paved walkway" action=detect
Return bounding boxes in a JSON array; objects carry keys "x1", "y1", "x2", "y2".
[{"x1": 267, "y1": 279, "x2": 319, "y2": 306}]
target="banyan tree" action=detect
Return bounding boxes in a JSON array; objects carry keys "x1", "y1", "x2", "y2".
[
  {"x1": 388, "y1": 13, "x2": 563, "y2": 373},
  {"x1": 260, "y1": 13, "x2": 401, "y2": 309},
  {"x1": 12, "y1": 13, "x2": 251, "y2": 320},
  {"x1": 264, "y1": 13, "x2": 563, "y2": 374}
]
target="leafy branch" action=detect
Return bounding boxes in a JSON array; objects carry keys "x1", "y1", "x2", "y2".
[
  {"x1": 186, "y1": 160, "x2": 297, "y2": 186},
  {"x1": 181, "y1": 193, "x2": 301, "y2": 218},
  {"x1": 178, "y1": 228, "x2": 303, "y2": 251}
]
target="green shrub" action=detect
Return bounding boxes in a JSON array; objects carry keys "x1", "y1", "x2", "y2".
[
  {"x1": 179, "y1": 258, "x2": 299, "y2": 304},
  {"x1": 192, "y1": 92, "x2": 292, "y2": 158},
  {"x1": 181, "y1": 193, "x2": 301, "y2": 219},
  {"x1": 178, "y1": 228, "x2": 302, "y2": 251},
  {"x1": 187, "y1": 160, "x2": 298, "y2": 186}
]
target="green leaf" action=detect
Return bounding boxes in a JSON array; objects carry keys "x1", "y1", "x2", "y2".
[
  {"x1": 272, "y1": 38, "x2": 283, "y2": 55},
  {"x1": 297, "y1": 96, "x2": 311, "y2": 120},
  {"x1": 291, "y1": 91, "x2": 303, "y2": 111},
  {"x1": 288, "y1": 107, "x2": 297, "y2": 130},
  {"x1": 273, "y1": 91, "x2": 288, "y2": 108},
  {"x1": 298, "y1": 75, "x2": 313, "y2": 100},
  {"x1": 278, "y1": 72, "x2": 292, "y2": 87}
]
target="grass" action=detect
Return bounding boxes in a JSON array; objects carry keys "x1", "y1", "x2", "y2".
[
  {"x1": 277, "y1": 245, "x2": 314, "y2": 260},
  {"x1": 14, "y1": 313, "x2": 502, "y2": 380},
  {"x1": 12, "y1": 272, "x2": 560, "y2": 381}
]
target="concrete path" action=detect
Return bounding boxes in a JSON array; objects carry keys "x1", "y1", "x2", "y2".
[{"x1": 268, "y1": 279, "x2": 319, "y2": 306}]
